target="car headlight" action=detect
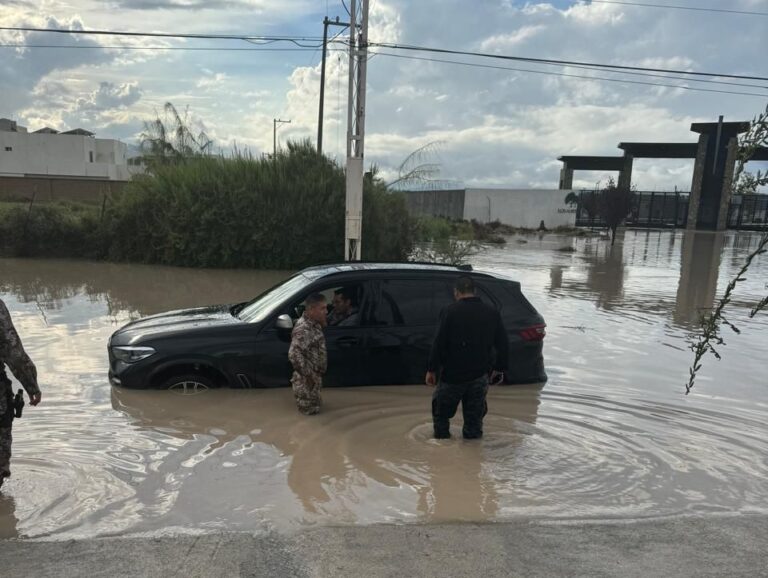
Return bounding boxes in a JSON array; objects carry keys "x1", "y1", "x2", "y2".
[{"x1": 112, "y1": 346, "x2": 156, "y2": 363}]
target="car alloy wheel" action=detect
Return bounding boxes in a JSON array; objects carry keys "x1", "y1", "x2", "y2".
[{"x1": 161, "y1": 373, "x2": 216, "y2": 395}]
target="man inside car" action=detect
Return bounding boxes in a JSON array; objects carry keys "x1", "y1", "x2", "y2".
[{"x1": 327, "y1": 287, "x2": 359, "y2": 327}]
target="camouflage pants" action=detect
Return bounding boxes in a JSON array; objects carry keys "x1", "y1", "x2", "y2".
[{"x1": 291, "y1": 372, "x2": 323, "y2": 415}]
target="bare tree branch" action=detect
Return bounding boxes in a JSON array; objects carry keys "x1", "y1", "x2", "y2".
[{"x1": 686, "y1": 102, "x2": 768, "y2": 393}]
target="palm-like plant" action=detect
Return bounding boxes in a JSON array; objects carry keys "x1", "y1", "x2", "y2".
[{"x1": 139, "y1": 102, "x2": 213, "y2": 168}]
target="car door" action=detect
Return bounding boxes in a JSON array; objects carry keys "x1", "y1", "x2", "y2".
[
  {"x1": 251, "y1": 280, "x2": 370, "y2": 388},
  {"x1": 323, "y1": 283, "x2": 371, "y2": 387},
  {"x1": 365, "y1": 278, "x2": 440, "y2": 385}
]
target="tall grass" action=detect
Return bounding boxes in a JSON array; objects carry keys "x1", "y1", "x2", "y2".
[{"x1": 0, "y1": 141, "x2": 415, "y2": 269}]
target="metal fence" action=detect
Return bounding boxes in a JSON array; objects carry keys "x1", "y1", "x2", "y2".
[
  {"x1": 574, "y1": 190, "x2": 689, "y2": 228},
  {"x1": 727, "y1": 194, "x2": 768, "y2": 230}
]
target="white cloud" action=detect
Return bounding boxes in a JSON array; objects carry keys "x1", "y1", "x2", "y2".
[
  {"x1": 0, "y1": 0, "x2": 764, "y2": 189},
  {"x1": 480, "y1": 25, "x2": 545, "y2": 51},
  {"x1": 369, "y1": 0, "x2": 401, "y2": 44},
  {"x1": 76, "y1": 81, "x2": 143, "y2": 110},
  {"x1": 196, "y1": 72, "x2": 229, "y2": 90},
  {"x1": 564, "y1": 1, "x2": 626, "y2": 25}
]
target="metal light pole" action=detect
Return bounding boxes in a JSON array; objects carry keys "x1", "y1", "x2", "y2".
[
  {"x1": 273, "y1": 118, "x2": 291, "y2": 157},
  {"x1": 344, "y1": 0, "x2": 369, "y2": 262}
]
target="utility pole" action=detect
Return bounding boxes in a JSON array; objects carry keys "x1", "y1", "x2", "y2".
[
  {"x1": 344, "y1": 0, "x2": 369, "y2": 262},
  {"x1": 317, "y1": 16, "x2": 348, "y2": 156},
  {"x1": 273, "y1": 118, "x2": 290, "y2": 157}
]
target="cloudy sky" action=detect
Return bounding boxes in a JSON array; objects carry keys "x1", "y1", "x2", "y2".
[{"x1": 1, "y1": 0, "x2": 766, "y2": 190}]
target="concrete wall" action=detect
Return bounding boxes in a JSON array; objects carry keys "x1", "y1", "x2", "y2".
[
  {"x1": 0, "y1": 130, "x2": 130, "y2": 181},
  {"x1": 0, "y1": 176, "x2": 127, "y2": 203},
  {"x1": 404, "y1": 189, "x2": 465, "y2": 220},
  {"x1": 463, "y1": 188, "x2": 577, "y2": 229}
]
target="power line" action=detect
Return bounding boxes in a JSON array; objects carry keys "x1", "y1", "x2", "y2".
[
  {"x1": 8, "y1": 24, "x2": 766, "y2": 83},
  {"x1": 369, "y1": 41, "x2": 768, "y2": 82},
  {"x1": 0, "y1": 26, "x2": 323, "y2": 42},
  {"x1": 308, "y1": 25, "x2": 349, "y2": 69},
  {"x1": 372, "y1": 51, "x2": 768, "y2": 98},
  {"x1": 0, "y1": 43, "x2": 347, "y2": 52},
  {"x1": 589, "y1": 0, "x2": 768, "y2": 17},
  {"x1": 533, "y1": 62, "x2": 768, "y2": 90}
]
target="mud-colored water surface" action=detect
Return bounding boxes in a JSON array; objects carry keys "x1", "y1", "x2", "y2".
[{"x1": 0, "y1": 230, "x2": 766, "y2": 539}]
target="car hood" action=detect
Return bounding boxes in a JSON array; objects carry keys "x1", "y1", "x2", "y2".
[{"x1": 110, "y1": 305, "x2": 243, "y2": 346}]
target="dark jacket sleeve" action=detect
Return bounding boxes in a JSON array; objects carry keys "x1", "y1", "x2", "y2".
[
  {"x1": 492, "y1": 311, "x2": 509, "y2": 372},
  {"x1": 427, "y1": 308, "x2": 449, "y2": 373}
]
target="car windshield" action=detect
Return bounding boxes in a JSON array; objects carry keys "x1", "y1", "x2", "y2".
[{"x1": 237, "y1": 274, "x2": 312, "y2": 323}]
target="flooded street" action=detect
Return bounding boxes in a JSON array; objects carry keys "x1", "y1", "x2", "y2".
[{"x1": 0, "y1": 229, "x2": 766, "y2": 540}]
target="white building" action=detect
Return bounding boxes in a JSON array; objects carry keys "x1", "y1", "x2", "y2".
[
  {"x1": 0, "y1": 118, "x2": 132, "y2": 181},
  {"x1": 406, "y1": 188, "x2": 577, "y2": 229}
]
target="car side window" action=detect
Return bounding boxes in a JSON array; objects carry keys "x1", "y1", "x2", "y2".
[
  {"x1": 285, "y1": 283, "x2": 366, "y2": 327},
  {"x1": 370, "y1": 280, "x2": 437, "y2": 327},
  {"x1": 435, "y1": 279, "x2": 500, "y2": 316}
]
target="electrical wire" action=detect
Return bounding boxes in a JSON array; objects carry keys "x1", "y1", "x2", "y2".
[
  {"x1": 372, "y1": 51, "x2": 768, "y2": 98},
  {"x1": 0, "y1": 26, "x2": 323, "y2": 42},
  {"x1": 369, "y1": 41, "x2": 768, "y2": 82},
  {"x1": 588, "y1": 0, "x2": 768, "y2": 17},
  {"x1": 0, "y1": 43, "x2": 346, "y2": 52}
]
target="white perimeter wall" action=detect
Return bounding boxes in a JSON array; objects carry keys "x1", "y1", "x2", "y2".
[
  {"x1": 0, "y1": 132, "x2": 130, "y2": 180},
  {"x1": 463, "y1": 188, "x2": 577, "y2": 229}
]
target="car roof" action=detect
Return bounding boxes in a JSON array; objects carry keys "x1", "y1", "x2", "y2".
[{"x1": 300, "y1": 262, "x2": 517, "y2": 284}]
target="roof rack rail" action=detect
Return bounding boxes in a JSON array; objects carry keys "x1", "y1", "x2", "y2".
[{"x1": 307, "y1": 260, "x2": 473, "y2": 271}]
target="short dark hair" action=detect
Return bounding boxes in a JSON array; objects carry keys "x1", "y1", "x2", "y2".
[
  {"x1": 454, "y1": 276, "x2": 475, "y2": 295},
  {"x1": 305, "y1": 293, "x2": 327, "y2": 308},
  {"x1": 334, "y1": 286, "x2": 355, "y2": 302}
]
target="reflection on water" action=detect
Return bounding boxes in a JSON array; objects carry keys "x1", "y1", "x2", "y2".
[
  {"x1": 107, "y1": 385, "x2": 532, "y2": 529},
  {"x1": 0, "y1": 258, "x2": 290, "y2": 318},
  {"x1": 1, "y1": 230, "x2": 767, "y2": 539},
  {"x1": 0, "y1": 495, "x2": 18, "y2": 539},
  {"x1": 675, "y1": 232, "x2": 725, "y2": 328}
]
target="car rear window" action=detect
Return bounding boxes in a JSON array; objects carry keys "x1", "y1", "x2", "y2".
[
  {"x1": 434, "y1": 278, "x2": 498, "y2": 313},
  {"x1": 371, "y1": 279, "x2": 438, "y2": 327},
  {"x1": 491, "y1": 280, "x2": 539, "y2": 316}
]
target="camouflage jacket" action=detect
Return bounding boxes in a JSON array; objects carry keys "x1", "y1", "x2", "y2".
[
  {"x1": 0, "y1": 299, "x2": 40, "y2": 397},
  {"x1": 288, "y1": 315, "x2": 327, "y2": 376}
]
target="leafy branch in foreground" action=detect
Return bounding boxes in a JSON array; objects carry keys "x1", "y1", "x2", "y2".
[
  {"x1": 686, "y1": 103, "x2": 768, "y2": 394},
  {"x1": 385, "y1": 141, "x2": 460, "y2": 191}
]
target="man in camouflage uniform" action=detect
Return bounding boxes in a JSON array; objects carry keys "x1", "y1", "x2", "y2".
[
  {"x1": 0, "y1": 299, "x2": 42, "y2": 490},
  {"x1": 288, "y1": 293, "x2": 327, "y2": 415}
]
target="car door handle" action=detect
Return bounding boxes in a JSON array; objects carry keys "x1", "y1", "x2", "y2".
[{"x1": 336, "y1": 336, "x2": 359, "y2": 348}]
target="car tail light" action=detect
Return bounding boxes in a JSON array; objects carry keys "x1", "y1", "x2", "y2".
[{"x1": 520, "y1": 324, "x2": 546, "y2": 341}]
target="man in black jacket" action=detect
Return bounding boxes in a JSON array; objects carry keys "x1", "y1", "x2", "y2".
[{"x1": 426, "y1": 276, "x2": 509, "y2": 439}]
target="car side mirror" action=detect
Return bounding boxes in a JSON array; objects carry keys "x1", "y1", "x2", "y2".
[{"x1": 276, "y1": 314, "x2": 294, "y2": 331}]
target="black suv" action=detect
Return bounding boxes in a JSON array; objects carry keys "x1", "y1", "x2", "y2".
[{"x1": 108, "y1": 263, "x2": 547, "y2": 392}]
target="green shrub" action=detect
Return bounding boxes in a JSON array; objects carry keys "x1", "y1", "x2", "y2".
[
  {"x1": 0, "y1": 202, "x2": 107, "y2": 259},
  {"x1": 105, "y1": 140, "x2": 413, "y2": 268},
  {"x1": 0, "y1": 142, "x2": 414, "y2": 268}
]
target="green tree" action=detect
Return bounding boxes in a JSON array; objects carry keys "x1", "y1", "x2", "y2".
[{"x1": 597, "y1": 178, "x2": 635, "y2": 246}]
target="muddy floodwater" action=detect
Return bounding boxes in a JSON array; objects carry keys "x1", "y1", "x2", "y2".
[{"x1": 0, "y1": 230, "x2": 766, "y2": 539}]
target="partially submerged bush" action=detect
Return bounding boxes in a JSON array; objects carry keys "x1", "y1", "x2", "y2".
[
  {"x1": 0, "y1": 141, "x2": 415, "y2": 269},
  {"x1": 0, "y1": 202, "x2": 107, "y2": 259}
]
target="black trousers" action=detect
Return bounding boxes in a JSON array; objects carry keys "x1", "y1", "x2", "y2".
[{"x1": 432, "y1": 376, "x2": 489, "y2": 439}]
